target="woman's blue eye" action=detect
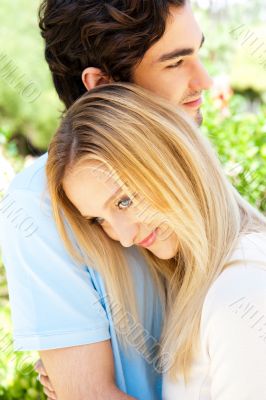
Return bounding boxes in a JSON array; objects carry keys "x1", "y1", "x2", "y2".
[
  {"x1": 89, "y1": 196, "x2": 134, "y2": 226},
  {"x1": 116, "y1": 197, "x2": 133, "y2": 210}
]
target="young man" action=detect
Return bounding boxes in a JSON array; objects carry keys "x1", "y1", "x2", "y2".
[{"x1": 0, "y1": 1, "x2": 212, "y2": 399}]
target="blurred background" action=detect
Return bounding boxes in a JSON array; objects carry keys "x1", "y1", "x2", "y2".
[{"x1": 0, "y1": 0, "x2": 265, "y2": 398}]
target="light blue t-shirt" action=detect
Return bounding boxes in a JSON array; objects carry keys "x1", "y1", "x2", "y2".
[{"x1": 0, "y1": 153, "x2": 163, "y2": 399}]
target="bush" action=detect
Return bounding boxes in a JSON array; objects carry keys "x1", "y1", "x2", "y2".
[
  {"x1": 0, "y1": 0, "x2": 61, "y2": 151},
  {"x1": 0, "y1": 302, "x2": 45, "y2": 400},
  {"x1": 0, "y1": 137, "x2": 45, "y2": 399},
  {"x1": 202, "y1": 93, "x2": 266, "y2": 213}
]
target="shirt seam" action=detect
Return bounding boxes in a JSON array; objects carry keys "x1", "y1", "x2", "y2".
[{"x1": 14, "y1": 325, "x2": 110, "y2": 338}]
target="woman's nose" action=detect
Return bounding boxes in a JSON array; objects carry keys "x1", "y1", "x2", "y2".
[{"x1": 112, "y1": 219, "x2": 138, "y2": 248}]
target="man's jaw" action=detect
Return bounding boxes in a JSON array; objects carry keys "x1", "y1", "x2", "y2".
[
  {"x1": 180, "y1": 92, "x2": 204, "y2": 126},
  {"x1": 195, "y1": 109, "x2": 203, "y2": 126}
]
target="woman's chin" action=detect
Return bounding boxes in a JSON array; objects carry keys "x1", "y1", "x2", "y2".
[{"x1": 149, "y1": 246, "x2": 177, "y2": 260}]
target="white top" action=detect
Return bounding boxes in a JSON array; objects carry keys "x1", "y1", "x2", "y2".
[{"x1": 163, "y1": 232, "x2": 266, "y2": 400}]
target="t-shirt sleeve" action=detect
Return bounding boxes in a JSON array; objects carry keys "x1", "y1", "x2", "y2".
[
  {"x1": 0, "y1": 188, "x2": 111, "y2": 351},
  {"x1": 201, "y1": 264, "x2": 266, "y2": 399}
]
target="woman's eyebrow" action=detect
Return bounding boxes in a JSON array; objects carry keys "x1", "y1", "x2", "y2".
[
  {"x1": 103, "y1": 187, "x2": 123, "y2": 209},
  {"x1": 157, "y1": 34, "x2": 205, "y2": 63},
  {"x1": 82, "y1": 187, "x2": 123, "y2": 219}
]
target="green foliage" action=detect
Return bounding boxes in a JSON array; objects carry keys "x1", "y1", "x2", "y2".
[
  {"x1": 0, "y1": 302, "x2": 45, "y2": 400},
  {"x1": 0, "y1": 0, "x2": 61, "y2": 151},
  {"x1": 202, "y1": 94, "x2": 266, "y2": 213},
  {"x1": 230, "y1": 26, "x2": 266, "y2": 94},
  {"x1": 195, "y1": 6, "x2": 266, "y2": 94},
  {"x1": 0, "y1": 129, "x2": 24, "y2": 172},
  {"x1": 0, "y1": 261, "x2": 8, "y2": 300}
]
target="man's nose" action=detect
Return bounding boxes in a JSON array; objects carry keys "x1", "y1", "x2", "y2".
[{"x1": 189, "y1": 60, "x2": 213, "y2": 92}]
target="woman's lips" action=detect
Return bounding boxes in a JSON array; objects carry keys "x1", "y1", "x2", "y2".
[
  {"x1": 137, "y1": 228, "x2": 158, "y2": 248},
  {"x1": 182, "y1": 97, "x2": 203, "y2": 108}
]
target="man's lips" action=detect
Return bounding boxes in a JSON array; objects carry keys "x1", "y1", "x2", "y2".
[{"x1": 182, "y1": 97, "x2": 203, "y2": 108}]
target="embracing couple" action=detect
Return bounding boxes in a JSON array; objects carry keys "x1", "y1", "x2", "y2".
[{"x1": 1, "y1": 1, "x2": 266, "y2": 400}]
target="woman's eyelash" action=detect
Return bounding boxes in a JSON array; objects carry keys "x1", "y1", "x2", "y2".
[
  {"x1": 88, "y1": 193, "x2": 136, "y2": 226},
  {"x1": 115, "y1": 196, "x2": 133, "y2": 209},
  {"x1": 90, "y1": 217, "x2": 104, "y2": 225}
]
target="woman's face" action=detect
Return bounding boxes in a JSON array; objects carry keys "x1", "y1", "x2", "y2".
[{"x1": 63, "y1": 161, "x2": 179, "y2": 260}]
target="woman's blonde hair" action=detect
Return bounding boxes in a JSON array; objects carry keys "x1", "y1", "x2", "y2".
[{"x1": 46, "y1": 83, "x2": 266, "y2": 379}]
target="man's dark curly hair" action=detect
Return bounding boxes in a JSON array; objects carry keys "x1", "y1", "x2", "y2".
[{"x1": 39, "y1": 0, "x2": 185, "y2": 109}]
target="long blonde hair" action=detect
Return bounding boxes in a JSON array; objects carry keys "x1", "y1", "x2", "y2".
[{"x1": 46, "y1": 83, "x2": 266, "y2": 378}]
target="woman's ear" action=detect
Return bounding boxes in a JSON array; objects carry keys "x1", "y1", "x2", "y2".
[{"x1": 82, "y1": 67, "x2": 112, "y2": 91}]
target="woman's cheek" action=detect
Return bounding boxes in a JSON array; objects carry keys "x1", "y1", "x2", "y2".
[{"x1": 102, "y1": 225, "x2": 119, "y2": 241}]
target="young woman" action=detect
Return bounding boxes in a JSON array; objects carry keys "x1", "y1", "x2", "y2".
[{"x1": 46, "y1": 83, "x2": 266, "y2": 399}]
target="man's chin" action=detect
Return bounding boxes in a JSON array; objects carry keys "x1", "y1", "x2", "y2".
[
  {"x1": 188, "y1": 108, "x2": 203, "y2": 126},
  {"x1": 195, "y1": 109, "x2": 203, "y2": 126},
  {"x1": 180, "y1": 106, "x2": 203, "y2": 126}
]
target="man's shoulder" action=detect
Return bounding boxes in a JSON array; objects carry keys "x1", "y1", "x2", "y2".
[
  {"x1": 9, "y1": 152, "x2": 48, "y2": 194},
  {"x1": 0, "y1": 152, "x2": 53, "y2": 243}
]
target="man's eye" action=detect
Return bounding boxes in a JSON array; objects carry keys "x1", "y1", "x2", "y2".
[{"x1": 167, "y1": 60, "x2": 184, "y2": 69}]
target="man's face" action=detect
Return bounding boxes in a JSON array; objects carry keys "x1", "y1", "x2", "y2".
[{"x1": 132, "y1": 3, "x2": 213, "y2": 125}]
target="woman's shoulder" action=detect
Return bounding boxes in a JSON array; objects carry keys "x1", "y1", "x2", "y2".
[
  {"x1": 200, "y1": 233, "x2": 266, "y2": 398},
  {"x1": 228, "y1": 231, "x2": 266, "y2": 267},
  {"x1": 202, "y1": 232, "x2": 266, "y2": 329}
]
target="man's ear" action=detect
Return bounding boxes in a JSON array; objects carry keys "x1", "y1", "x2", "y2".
[{"x1": 82, "y1": 67, "x2": 112, "y2": 91}]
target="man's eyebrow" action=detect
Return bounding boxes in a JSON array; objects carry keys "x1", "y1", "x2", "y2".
[
  {"x1": 157, "y1": 34, "x2": 205, "y2": 63},
  {"x1": 82, "y1": 187, "x2": 123, "y2": 219}
]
